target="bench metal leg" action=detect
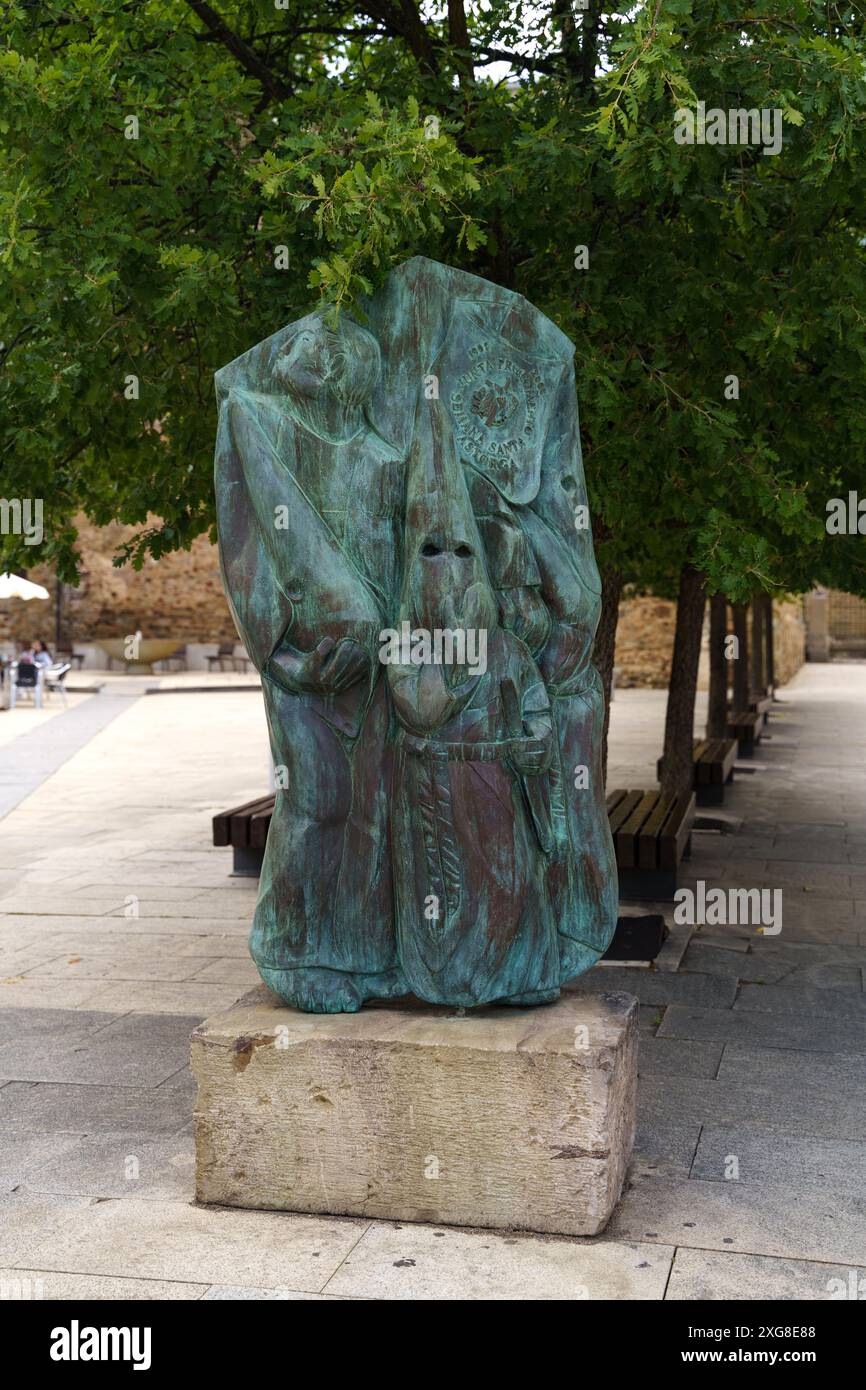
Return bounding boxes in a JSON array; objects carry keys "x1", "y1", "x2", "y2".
[
  {"x1": 617, "y1": 867, "x2": 678, "y2": 901},
  {"x1": 231, "y1": 845, "x2": 264, "y2": 877}
]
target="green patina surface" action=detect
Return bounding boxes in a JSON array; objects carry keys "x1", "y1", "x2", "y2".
[{"x1": 214, "y1": 257, "x2": 617, "y2": 1013}]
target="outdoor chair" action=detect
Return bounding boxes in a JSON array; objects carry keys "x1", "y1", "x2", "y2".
[
  {"x1": 10, "y1": 660, "x2": 42, "y2": 709},
  {"x1": 56, "y1": 645, "x2": 85, "y2": 670},
  {"x1": 44, "y1": 661, "x2": 72, "y2": 706},
  {"x1": 155, "y1": 644, "x2": 188, "y2": 672},
  {"x1": 207, "y1": 642, "x2": 238, "y2": 672}
]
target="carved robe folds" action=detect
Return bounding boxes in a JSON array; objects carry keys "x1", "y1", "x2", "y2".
[{"x1": 214, "y1": 258, "x2": 617, "y2": 1013}]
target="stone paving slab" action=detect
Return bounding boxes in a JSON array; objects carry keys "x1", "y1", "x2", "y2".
[
  {"x1": 17, "y1": 864, "x2": 208, "y2": 890},
  {"x1": 609, "y1": 1173, "x2": 866, "y2": 1265},
  {"x1": 763, "y1": 960, "x2": 864, "y2": 989},
  {"x1": 760, "y1": 842, "x2": 854, "y2": 864},
  {"x1": 632, "y1": 1120, "x2": 702, "y2": 1179},
  {"x1": 747, "y1": 938, "x2": 866, "y2": 962},
  {"x1": 665, "y1": 1248, "x2": 866, "y2": 1301},
  {"x1": 748, "y1": 900, "x2": 861, "y2": 930},
  {"x1": 2, "y1": 923, "x2": 252, "y2": 953},
  {"x1": 0, "y1": 1081, "x2": 192, "y2": 1135},
  {"x1": 79, "y1": 981, "x2": 245, "y2": 1015},
  {"x1": 637, "y1": 1037, "x2": 724, "y2": 1078},
  {"x1": 1, "y1": 946, "x2": 82, "y2": 978},
  {"x1": 0, "y1": 1129, "x2": 83, "y2": 1193},
  {"x1": 0, "y1": 1189, "x2": 94, "y2": 1266},
  {"x1": 689, "y1": 928, "x2": 751, "y2": 952},
  {"x1": 23, "y1": 1130, "x2": 196, "y2": 1201},
  {"x1": 0, "y1": 1006, "x2": 119, "y2": 1046},
  {"x1": 1, "y1": 918, "x2": 123, "y2": 940},
  {"x1": 0, "y1": 696, "x2": 137, "y2": 821},
  {"x1": 734, "y1": 982, "x2": 866, "y2": 1017},
  {"x1": 566, "y1": 968, "x2": 737, "y2": 1010},
  {"x1": 2, "y1": 894, "x2": 254, "y2": 921},
  {"x1": 716, "y1": 1043, "x2": 866, "y2": 1091},
  {"x1": 767, "y1": 923, "x2": 864, "y2": 945},
  {"x1": 653, "y1": 923, "x2": 694, "y2": 973},
  {"x1": 637, "y1": 1073, "x2": 866, "y2": 1140},
  {"x1": 22, "y1": 1196, "x2": 369, "y2": 1293},
  {"x1": 154, "y1": 1065, "x2": 196, "y2": 1098},
  {"x1": 0, "y1": 1010, "x2": 201, "y2": 1087},
  {"x1": 0, "y1": 1269, "x2": 209, "y2": 1300},
  {"x1": 684, "y1": 864, "x2": 861, "y2": 894},
  {"x1": 61, "y1": 884, "x2": 233, "y2": 906},
  {"x1": 681, "y1": 943, "x2": 793, "y2": 983},
  {"x1": 691, "y1": 1125, "x2": 866, "y2": 1190},
  {"x1": 319, "y1": 1221, "x2": 673, "y2": 1301},
  {"x1": 101, "y1": 898, "x2": 255, "y2": 921},
  {"x1": 200, "y1": 1285, "x2": 354, "y2": 1300},
  {"x1": 1, "y1": 895, "x2": 147, "y2": 917},
  {"x1": 0, "y1": 980, "x2": 111, "y2": 1011},
  {"x1": 22, "y1": 954, "x2": 225, "y2": 983},
  {"x1": 183, "y1": 958, "x2": 261, "y2": 985},
  {"x1": 658, "y1": 1004, "x2": 866, "y2": 1054}
]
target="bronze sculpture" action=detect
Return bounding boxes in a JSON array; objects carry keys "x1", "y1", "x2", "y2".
[{"x1": 214, "y1": 257, "x2": 617, "y2": 1012}]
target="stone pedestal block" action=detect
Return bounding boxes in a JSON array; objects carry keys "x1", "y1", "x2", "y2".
[{"x1": 191, "y1": 985, "x2": 638, "y2": 1237}]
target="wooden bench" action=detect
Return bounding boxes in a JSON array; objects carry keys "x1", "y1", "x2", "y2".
[
  {"x1": 656, "y1": 740, "x2": 738, "y2": 806},
  {"x1": 216, "y1": 788, "x2": 697, "y2": 899},
  {"x1": 692, "y1": 737, "x2": 737, "y2": 805},
  {"x1": 213, "y1": 795, "x2": 275, "y2": 875},
  {"x1": 749, "y1": 691, "x2": 773, "y2": 721},
  {"x1": 726, "y1": 709, "x2": 764, "y2": 756},
  {"x1": 606, "y1": 788, "x2": 696, "y2": 900}
]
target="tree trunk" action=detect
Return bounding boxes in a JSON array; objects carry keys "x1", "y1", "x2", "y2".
[
  {"x1": 732, "y1": 602, "x2": 749, "y2": 711},
  {"x1": 706, "y1": 592, "x2": 728, "y2": 738},
  {"x1": 592, "y1": 564, "x2": 622, "y2": 788},
  {"x1": 54, "y1": 579, "x2": 64, "y2": 652},
  {"x1": 659, "y1": 564, "x2": 707, "y2": 801},
  {"x1": 751, "y1": 595, "x2": 766, "y2": 695},
  {"x1": 764, "y1": 594, "x2": 775, "y2": 692}
]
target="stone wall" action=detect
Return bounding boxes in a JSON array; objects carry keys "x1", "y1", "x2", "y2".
[
  {"x1": 2, "y1": 515, "x2": 808, "y2": 689},
  {"x1": 614, "y1": 593, "x2": 806, "y2": 690},
  {"x1": 613, "y1": 596, "x2": 677, "y2": 689},
  {"x1": 773, "y1": 597, "x2": 808, "y2": 684},
  {"x1": 803, "y1": 587, "x2": 866, "y2": 661},
  {"x1": 0, "y1": 517, "x2": 236, "y2": 649}
]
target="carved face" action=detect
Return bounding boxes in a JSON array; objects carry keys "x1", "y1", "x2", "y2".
[
  {"x1": 275, "y1": 317, "x2": 334, "y2": 399},
  {"x1": 274, "y1": 314, "x2": 381, "y2": 408},
  {"x1": 411, "y1": 535, "x2": 497, "y2": 635}
]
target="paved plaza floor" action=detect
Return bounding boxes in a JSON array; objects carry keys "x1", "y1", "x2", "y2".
[{"x1": 0, "y1": 665, "x2": 863, "y2": 1299}]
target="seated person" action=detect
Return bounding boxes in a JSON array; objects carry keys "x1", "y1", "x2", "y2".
[{"x1": 31, "y1": 639, "x2": 52, "y2": 669}]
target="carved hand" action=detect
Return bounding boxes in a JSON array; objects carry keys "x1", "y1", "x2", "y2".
[
  {"x1": 270, "y1": 636, "x2": 370, "y2": 695},
  {"x1": 500, "y1": 677, "x2": 553, "y2": 776},
  {"x1": 497, "y1": 586, "x2": 551, "y2": 654}
]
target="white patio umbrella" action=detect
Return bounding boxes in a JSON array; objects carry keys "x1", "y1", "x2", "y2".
[{"x1": 0, "y1": 572, "x2": 50, "y2": 601}]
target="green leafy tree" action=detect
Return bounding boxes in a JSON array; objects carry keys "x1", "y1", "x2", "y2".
[{"x1": 2, "y1": 1, "x2": 865, "y2": 792}]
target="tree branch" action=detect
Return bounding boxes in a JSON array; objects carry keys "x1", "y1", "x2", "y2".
[
  {"x1": 182, "y1": 0, "x2": 290, "y2": 102},
  {"x1": 474, "y1": 46, "x2": 560, "y2": 76},
  {"x1": 361, "y1": 1, "x2": 440, "y2": 76},
  {"x1": 448, "y1": 0, "x2": 474, "y2": 82}
]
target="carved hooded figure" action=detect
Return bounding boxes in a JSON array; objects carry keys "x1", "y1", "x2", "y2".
[
  {"x1": 366, "y1": 261, "x2": 618, "y2": 982},
  {"x1": 387, "y1": 391, "x2": 561, "y2": 1006}
]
